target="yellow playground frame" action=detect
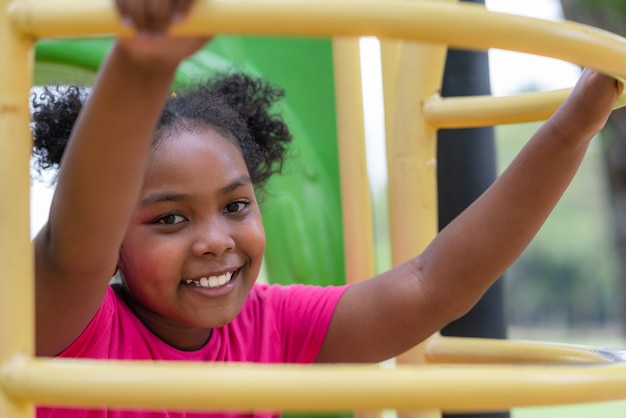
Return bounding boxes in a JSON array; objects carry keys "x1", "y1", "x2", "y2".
[{"x1": 4, "y1": 1, "x2": 626, "y2": 417}]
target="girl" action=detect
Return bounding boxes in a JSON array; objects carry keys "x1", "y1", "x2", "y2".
[{"x1": 32, "y1": 0, "x2": 622, "y2": 416}]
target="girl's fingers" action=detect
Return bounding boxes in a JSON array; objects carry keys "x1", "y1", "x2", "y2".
[
  {"x1": 115, "y1": 0, "x2": 133, "y2": 27},
  {"x1": 117, "y1": 0, "x2": 146, "y2": 30},
  {"x1": 142, "y1": 0, "x2": 177, "y2": 33},
  {"x1": 172, "y1": 0, "x2": 196, "y2": 23},
  {"x1": 116, "y1": 0, "x2": 193, "y2": 34}
]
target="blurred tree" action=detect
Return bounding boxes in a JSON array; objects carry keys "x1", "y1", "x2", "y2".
[{"x1": 560, "y1": 0, "x2": 626, "y2": 334}]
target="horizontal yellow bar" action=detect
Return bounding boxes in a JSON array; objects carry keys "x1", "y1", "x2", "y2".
[
  {"x1": 424, "y1": 88, "x2": 626, "y2": 128},
  {"x1": 3, "y1": 350, "x2": 626, "y2": 413},
  {"x1": 8, "y1": 0, "x2": 626, "y2": 82},
  {"x1": 424, "y1": 336, "x2": 621, "y2": 364}
]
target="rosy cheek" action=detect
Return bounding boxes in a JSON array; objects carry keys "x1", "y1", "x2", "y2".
[{"x1": 251, "y1": 226, "x2": 266, "y2": 256}]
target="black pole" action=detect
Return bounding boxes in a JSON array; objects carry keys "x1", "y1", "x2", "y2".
[{"x1": 437, "y1": 2, "x2": 509, "y2": 418}]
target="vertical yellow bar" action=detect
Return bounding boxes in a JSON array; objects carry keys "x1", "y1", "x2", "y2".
[
  {"x1": 381, "y1": 1, "x2": 455, "y2": 418},
  {"x1": 332, "y1": 36, "x2": 380, "y2": 418},
  {"x1": 382, "y1": 6, "x2": 451, "y2": 270},
  {"x1": 332, "y1": 37, "x2": 376, "y2": 285},
  {"x1": 383, "y1": 38, "x2": 446, "y2": 418},
  {"x1": 0, "y1": 1, "x2": 35, "y2": 418}
]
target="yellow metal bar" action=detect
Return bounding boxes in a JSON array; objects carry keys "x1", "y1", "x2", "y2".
[
  {"x1": 425, "y1": 335, "x2": 617, "y2": 365},
  {"x1": 383, "y1": 32, "x2": 445, "y2": 270},
  {"x1": 0, "y1": 0, "x2": 35, "y2": 418},
  {"x1": 425, "y1": 88, "x2": 626, "y2": 129},
  {"x1": 8, "y1": 0, "x2": 626, "y2": 81},
  {"x1": 382, "y1": 32, "x2": 449, "y2": 418},
  {"x1": 332, "y1": 35, "x2": 382, "y2": 413},
  {"x1": 332, "y1": 37, "x2": 376, "y2": 283},
  {"x1": 4, "y1": 354, "x2": 626, "y2": 413},
  {"x1": 332, "y1": 34, "x2": 381, "y2": 418}
]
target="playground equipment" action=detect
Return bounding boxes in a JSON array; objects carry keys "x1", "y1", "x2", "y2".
[{"x1": 4, "y1": 0, "x2": 626, "y2": 418}]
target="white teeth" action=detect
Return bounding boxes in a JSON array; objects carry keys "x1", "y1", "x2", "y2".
[{"x1": 183, "y1": 272, "x2": 234, "y2": 289}]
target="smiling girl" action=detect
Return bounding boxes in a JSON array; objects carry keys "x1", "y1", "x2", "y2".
[{"x1": 32, "y1": 0, "x2": 622, "y2": 417}]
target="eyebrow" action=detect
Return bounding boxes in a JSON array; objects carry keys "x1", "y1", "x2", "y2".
[
  {"x1": 139, "y1": 175, "x2": 253, "y2": 209},
  {"x1": 139, "y1": 192, "x2": 190, "y2": 209}
]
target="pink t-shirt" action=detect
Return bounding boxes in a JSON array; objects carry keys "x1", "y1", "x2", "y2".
[{"x1": 37, "y1": 282, "x2": 348, "y2": 418}]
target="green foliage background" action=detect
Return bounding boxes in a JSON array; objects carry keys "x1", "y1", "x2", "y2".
[{"x1": 495, "y1": 123, "x2": 623, "y2": 332}]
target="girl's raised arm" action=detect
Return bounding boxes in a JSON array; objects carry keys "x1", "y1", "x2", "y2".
[
  {"x1": 34, "y1": 0, "x2": 207, "y2": 356},
  {"x1": 318, "y1": 70, "x2": 622, "y2": 363}
]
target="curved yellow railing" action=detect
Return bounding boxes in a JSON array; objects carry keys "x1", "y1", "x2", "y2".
[
  {"x1": 7, "y1": 0, "x2": 626, "y2": 80},
  {"x1": 4, "y1": 1, "x2": 626, "y2": 418},
  {"x1": 4, "y1": 339, "x2": 626, "y2": 412}
]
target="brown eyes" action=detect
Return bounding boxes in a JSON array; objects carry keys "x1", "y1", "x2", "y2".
[
  {"x1": 153, "y1": 202, "x2": 247, "y2": 225},
  {"x1": 224, "y1": 202, "x2": 246, "y2": 214},
  {"x1": 156, "y1": 214, "x2": 186, "y2": 225}
]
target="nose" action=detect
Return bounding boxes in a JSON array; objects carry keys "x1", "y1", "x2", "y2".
[{"x1": 191, "y1": 217, "x2": 235, "y2": 257}]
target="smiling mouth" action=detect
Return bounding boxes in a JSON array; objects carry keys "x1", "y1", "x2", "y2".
[{"x1": 182, "y1": 271, "x2": 235, "y2": 289}]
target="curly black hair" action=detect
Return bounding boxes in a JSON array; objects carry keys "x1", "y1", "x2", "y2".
[{"x1": 31, "y1": 72, "x2": 293, "y2": 195}]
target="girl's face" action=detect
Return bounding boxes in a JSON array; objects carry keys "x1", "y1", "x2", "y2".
[{"x1": 117, "y1": 126, "x2": 266, "y2": 350}]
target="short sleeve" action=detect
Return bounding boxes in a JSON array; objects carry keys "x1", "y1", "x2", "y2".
[
  {"x1": 58, "y1": 287, "x2": 116, "y2": 359},
  {"x1": 262, "y1": 284, "x2": 349, "y2": 363}
]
